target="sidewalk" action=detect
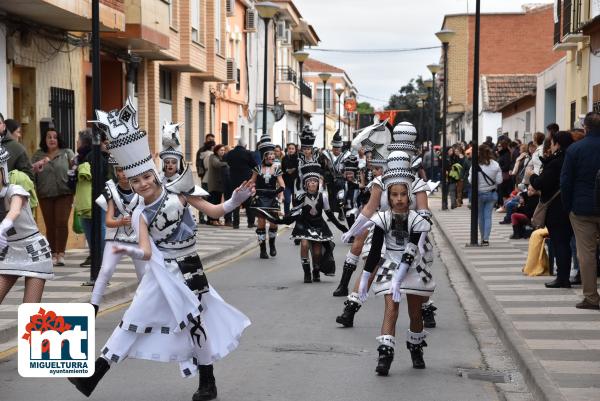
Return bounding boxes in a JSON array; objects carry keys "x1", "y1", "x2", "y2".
[
  {"x1": 0, "y1": 216, "x2": 262, "y2": 345},
  {"x1": 431, "y1": 197, "x2": 599, "y2": 401}
]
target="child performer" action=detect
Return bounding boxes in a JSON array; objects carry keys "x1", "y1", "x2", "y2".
[
  {"x1": 69, "y1": 100, "x2": 253, "y2": 401},
  {"x1": 258, "y1": 162, "x2": 347, "y2": 283},
  {"x1": 159, "y1": 121, "x2": 184, "y2": 184},
  {"x1": 0, "y1": 145, "x2": 53, "y2": 304},
  {"x1": 90, "y1": 157, "x2": 143, "y2": 314},
  {"x1": 359, "y1": 151, "x2": 434, "y2": 374},
  {"x1": 250, "y1": 133, "x2": 285, "y2": 259}
]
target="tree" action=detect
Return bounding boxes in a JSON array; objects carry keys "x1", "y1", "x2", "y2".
[
  {"x1": 356, "y1": 101, "x2": 374, "y2": 114},
  {"x1": 385, "y1": 77, "x2": 442, "y2": 146}
]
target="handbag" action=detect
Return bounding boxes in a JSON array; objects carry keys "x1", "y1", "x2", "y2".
[
  {"x1": 531, "y1": 190, "x2": 561, "y2": 229},
  {"x1": 72, "y1": 212, "x2": 84, "y2": 234}
]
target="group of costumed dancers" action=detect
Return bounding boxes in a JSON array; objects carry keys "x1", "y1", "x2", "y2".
[{"x1": 0, "y1": 98, "x2": 440, "y2": 400}]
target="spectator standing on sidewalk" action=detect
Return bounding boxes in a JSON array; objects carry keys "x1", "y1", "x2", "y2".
[
  {"x1": 529, "y1": 131, "x2": 574, "y2": 289},
  {"x1": 196, "y1": 139, "x2": 215, "y2": 224},
  {"x1": 446, "y1": 147, "x2": 461, "y2": 209},
  {"x1": 225, "y1": 137, "x2": 256, "y2": 228},
  {"x1": 529, "y1": 132, "x2": 546, "y2": 176},
  {"x1": 0, "y1": 113, "x2": 33, "y2": 180},
  {"x1": 281, "y1": 143, "x2": 298, "y2": 214},
  {"x1": 31, "y1": 128, "x2": 75, "y2": 266},
  {"x1": 206, "y1": 144, "x2": 228, "y2": 225},
  {"x1": 496, "y1": 138, "x2": 513, "y2": 206},
  {"x1": 561, "y1": 112, "x2": 600, "y2": 309},
  {"x1": 469, "y1": 144, "x2": 502, "y2": 246},
  {"x1": 5, "y1": 119, "x2": 22, "y2": 142}
]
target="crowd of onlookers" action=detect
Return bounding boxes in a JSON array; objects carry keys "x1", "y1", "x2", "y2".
[{"x1": 437, "y1": 111, "x2": 600, "y2": 310}]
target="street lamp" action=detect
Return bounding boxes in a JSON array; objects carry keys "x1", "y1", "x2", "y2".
[
  {"x1": 293, "y1": 50, "x2": 309, "y2": 142},
  {"x1": 467, "y1": 3, "x2": 480, "y2": 245},
  {"x1": 256, "y1": 1, "x2": 280, "y2": 139},
  {"x1": 318, "y1": 72, "x2": 332, "y2": 148},
  {"x1": 427, "y1": 63, "x2": 442, "y2": 206},
  {"x1": 435, "y1": 28, "x2": 455, "y2": 211},
  {"x1": 423, "y1": 78, "x2": 434, "y2": 181},
  {"x1": 335, "y1": 87, "x2": 344, "y2": 140}
]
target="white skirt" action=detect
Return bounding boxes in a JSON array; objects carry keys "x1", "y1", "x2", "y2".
[
  {"x1": 371, "y1": 256, "x2": 436, "y2": 298},
  {"x1": 101, "y1": 241, "x2": 250, "y2": 377},
  {"x1": 0, "y1": 233, "x2": 53, "y2": 279},
  {"x1": 360, "y1": 225, "x2": 386, "y2": 260}
]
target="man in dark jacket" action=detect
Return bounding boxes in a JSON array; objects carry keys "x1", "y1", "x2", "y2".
[
  {"x1": 0, "y1": 113, "x2": 33, "y2": 180},
  {"x1": 225, "y1": 137, "x2": 257, "y2": 228},
  {"x1": 281, "y1": 143, "x2": 298, "y2": 214},
  {"x1": 561, "y1": 111, "x2": 600, "y2": 310}
]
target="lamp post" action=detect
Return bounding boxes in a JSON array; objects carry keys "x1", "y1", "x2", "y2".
[
  {"x1": 435, "y1": 29, "x2": 455, "y2": 211},
  {"x1": 293, "y1": 50, "x2": 309, "y2": 142},
  {"x1": 427, "y1": 63, "x2": 442, "y2": 208},
  {"x1": 318, "y1": 72, "x2": 332, "y2": 148},
  {"x1": 468, "y1": 4, "x2": 480, "y2": 245},
  {"x1": 335, "y1": 87, "x2": 344, "y2": 139},
  {"x1": 256, "y1": 2, "x2": 280, "y2": 139},
  {"x1": 423, "y1": 78, "x2": 434, "y2": 182}
]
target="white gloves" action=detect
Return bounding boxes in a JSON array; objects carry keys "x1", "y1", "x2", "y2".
[
  {"x1": 223, "y1": 184, "x2": 254, "y2": 214},
  {"x1": 391, "y1": 262, "x2": 409, "y2": 303},
  {"x1": 113, "y1": 244, "x2": 145, "y2": 260},
  {"x1": 358, "y1": 270, "x2": 371, "y2": 302},
  {"x1": 341, "y1": 213, "x2": 372, "y2": 243},
  {"x1": 0, "y1": 218, "x2": 14, "y2": 249}
]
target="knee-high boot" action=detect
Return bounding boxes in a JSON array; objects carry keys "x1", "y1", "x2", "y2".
[
  {"x1": 192, "y1": 364, "x2": 217, "y2": 401},
  {"x1": 333, "y1": 254, "x2": 358, "y2": 297},
  {"x1": 68, "y1": 357, "x2": 110, "y2": 397},
  {"x1": 256, "y1": 229, "x2": 268, "y2": 259},
  {"x1": 302, "y1": 257, "x2": 311, "y2": 283},
  {"x1": 268, "y1": 228, "x2": 277, "y2": 257},
  {"x1": 375, "y1": 335, "x2": 395, "y2": 376}
]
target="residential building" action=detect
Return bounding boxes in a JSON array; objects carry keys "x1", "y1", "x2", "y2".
[
  {"x1": 536, "y1": 57, "x2": 567, "y2": 130},
  {"x1": 580, "y1": 2, "x2": 600, "y2": 113},
  {"x1": 303, "y1": 58, "x2": 357, "y2": 149},
  {"x1": 440, "y1": 4, "x2": 564, "y2": 142},
  {"x1": 490, "y1": 75, "x2": 537, "y2": 141}
]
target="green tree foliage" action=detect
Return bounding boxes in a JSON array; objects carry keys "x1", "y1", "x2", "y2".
[{"x1": 356, "y1": 101, "x2": 374, "y2": 114}]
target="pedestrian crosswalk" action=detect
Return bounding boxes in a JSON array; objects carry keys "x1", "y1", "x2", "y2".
[{"x1": 431, "y1": 198, "x2": 600, "y2": 401}]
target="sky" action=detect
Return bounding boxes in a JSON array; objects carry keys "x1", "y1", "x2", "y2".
[{"x1": 296, "y1": 0, "x2": 554, "y2": 110}]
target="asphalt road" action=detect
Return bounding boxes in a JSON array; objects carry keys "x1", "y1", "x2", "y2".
[{"x1": 1, "y1": 231, "x2": 500, "y2": 401}]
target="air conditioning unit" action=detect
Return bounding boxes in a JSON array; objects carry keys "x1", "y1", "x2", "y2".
[
  {"x1": 226, "y1": 58, "x2": 238, "y2": 83},
  {"x1": 245, "y1": 8, "x2": 257, "y2": 32},
  {"x1": 226, "y1": 0, "x2": 234, "y2": 17}
]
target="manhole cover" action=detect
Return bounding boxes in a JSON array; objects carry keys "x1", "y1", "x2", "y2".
[
  {"x1": 457, "y1": 368, "x2": 511, "y2": 383},
  {"x1": 272, "y1": 344, "x2": 361, "y2": 356}
]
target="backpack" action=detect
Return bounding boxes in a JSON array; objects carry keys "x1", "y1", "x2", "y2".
[
  {"x1": 449, "y1": 162, "x2": 463, "y2": 181},
  {"x1": 196, "y1": 150, "x2": 207, "y2": 178}
]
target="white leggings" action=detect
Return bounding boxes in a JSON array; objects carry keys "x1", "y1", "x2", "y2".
[{"x1": 91, "y1": 242, "x2": 147, "y2": 306}]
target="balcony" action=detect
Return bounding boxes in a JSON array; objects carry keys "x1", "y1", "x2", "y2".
[
  {"x1": 277, "y1": 67, "x2": 299, "y2": 106},
  {"x1": 0, "y1": 0, "x2": 124, "y2": 31},
  {"x1": 102, "y1": 0, "x2": 173, "y2": 60},
  {"x1": 300, "y1": 80, "x2": 312, "y2": 99}
]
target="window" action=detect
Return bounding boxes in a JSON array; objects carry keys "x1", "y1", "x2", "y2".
[
  {"x1": 191, "y1": 0, "x2": 202, "y2": 43},
  {"x1": 184, "y1": 98, "x2": 192, "y2": 161},
  {"x1": 215, "y1": 0, "x2": 222, "y2": 53},
  {"x1": 199, "y1": 101, "x2": 206, "y2": 145},
  {"x1": 160, "y1": 69, "x2": 173, "y2": 102},
  {"x1": 525, "y1": 110, "x2": 531, "y2": 133},
  {"x1": 570, "y1": 101, "x2": 576, "y2": 129},
  {"x1": 316, "y1": 86, "x2": 332, "y2": 111},
  {"x1": 50, "y1": 87, "x2": 75, "y2": 150}
]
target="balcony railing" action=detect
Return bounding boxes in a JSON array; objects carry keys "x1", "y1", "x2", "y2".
[
  {"x1": 300, "y1": 80, "x2": 312, "y2": 99},
  {"x1": 277, "y1": 66, "x2": 297, "y2": 83},
  {"x1": 563, "y1": 0, "x2": 572, "y2": 36},
  {"x1": 562, "y1": 0, "x2": 583, "y2": 36}
]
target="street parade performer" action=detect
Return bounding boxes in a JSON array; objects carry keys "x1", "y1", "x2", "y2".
[
  {"x1": 321, "y1": 130, "x2": 348, "y2": 218},
  {"x1": 336, "y1": 122, "x2": 436, "y2": 329},
  {"x1": 159, "y1": 121, "x2": 185, "y2": 183},
  {"x1": 90, "y1": 157, "x2": 142, "y2": 313},
  {"x1": 69, "y1": 99, "x2": 252, "y2": 401},
  {"x1": 339, "y1": 154, "x2": 361, "y2": 231},
  {"x1": 256, "y1": 161, "x2": 347, "y2": 283},
  {"x1": 0, "y1": 144, "x2": 53, "y2": 304},
  {"x1": 332, "y1": 119, "x2": 393, "y2": 298},
  {"x1": 359, "y1": 150, "x2": 434, "y2": 375},
  {"x1": 250, "y1": 132, "x2": 285, "y2": 259}
]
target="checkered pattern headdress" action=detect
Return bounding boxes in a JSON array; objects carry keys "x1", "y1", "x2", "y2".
[
  {"x1": 382, "y1": 150, "x2": 415, "y2": 189},
  {"x1": 301, "y1": 162, "x2": 322, "y2": 187},
  {"x1": 92, "y1": 97, "x2": 158, "y2": 179},
  {"x1": 300, "y1": 125, "x2": 316, "y2": 149},
  {"x1": 257, "y1": 132, "x2": 275, "y2": 160},
  {"x1": 159, "y1": 121, "x2": 184, "y2": 172},
  {"x1": 331, "y1": 130, "x2": 343, "y2": 148},
  {"x1": 388, "y1": 121, "x2": 418, "y2": 155},
  {"x1": 344, "y1": 154, "x2": 359, "y2": 173}
]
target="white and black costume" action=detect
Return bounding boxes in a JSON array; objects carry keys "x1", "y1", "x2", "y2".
[{"x1": 91, "y1": 175, "x2": 144, "y2": 310}]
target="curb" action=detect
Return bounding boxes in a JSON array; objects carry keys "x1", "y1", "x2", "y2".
[
  {"x1": 432, "y1": 212, "x2": 567, "y2": 401},
  {"x1": 0, "y1": 230, "x2": 268, "y2": 345}
]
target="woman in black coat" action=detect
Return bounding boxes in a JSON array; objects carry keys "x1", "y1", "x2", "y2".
[
  {"x1": 497, "y1": 139, "x2": 513, "y2": 205},
  {"x1": 529, "y1": 131, "x2": 575, "y2": 288}
]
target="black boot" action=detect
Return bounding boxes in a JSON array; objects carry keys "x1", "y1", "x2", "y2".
[
  {"x1": 257, "y1": 229, "x2": 268, "y2": 259},
  {"x1": 192, "y1": 365, "x2": 217, "y2": 401},
  {"x1": 375, "y1": 345, "x2": 394, "y2": 376},
  {"x1": 302, "y1": 258, "x2": 312, "y2": 283},
  {"x1": 333, "y1": 261, "x2": 356, "y2": 297},
  {"x1": 268, "y1": 229, "x2": 277, "y2": 257},
  {"x1": 509, "y1": 225, "x2": 522, "y2": 239},
  {"x1": 68, "y1": 357, "x2": 110, "y2": 397},
  {"x1": 335, "y1": 299, "x2": 361, "y2": 327},
  {"x1": 312, "y1": 267, "x2": 321, "y2": 282},
  {"x1": 407, "y1": 341, "x2": 427, "y2": 369},
  {"x1": 422, "y1": 304, "x2": 437, "y2": 329}
]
